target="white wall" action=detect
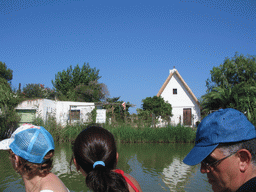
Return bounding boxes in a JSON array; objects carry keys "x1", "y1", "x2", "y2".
[
  {"x1": 96, "y1": 109, "x2": 107, "y2": 124},
  {"x1": 39, "y1": 99, "x2": 57, "y2": 121}
]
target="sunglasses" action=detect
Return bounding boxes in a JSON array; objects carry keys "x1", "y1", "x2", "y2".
[{"x1": 201, "y1": 151, "x2": 237, "y2": 169}]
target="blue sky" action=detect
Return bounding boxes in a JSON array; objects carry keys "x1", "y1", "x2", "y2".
[{"x1": 1, "y1": 0, "x2": 255, "y2": 114}]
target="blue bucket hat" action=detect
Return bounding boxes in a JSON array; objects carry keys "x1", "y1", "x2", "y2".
[
  {"x1": 183, "y1": 108, "x2": 256, "y2": 166},
  {"x1": 0, "y1": 124, "x2": 54, "y2": 164}
]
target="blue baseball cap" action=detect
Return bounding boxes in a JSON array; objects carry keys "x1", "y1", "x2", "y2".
[
  {"x1": 0, "y1": 124, "x2": 54, "y2": 164},
  {"x1": 183, "y1": 108, "x2": 256, "y2": 166}
]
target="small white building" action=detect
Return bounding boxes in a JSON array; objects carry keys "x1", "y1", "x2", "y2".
[
  {"x1": 55, "y1": 101, "x2": 95, "y2": 126},
  {"x1": 15, "y1": 99, "x2": 105, "y2": 127},
  {"x1": 157, "y1": 68, "x2": 201, "y2": 127}
]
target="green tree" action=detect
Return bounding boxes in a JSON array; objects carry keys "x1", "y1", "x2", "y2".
[
  {"x1": 21, "y1": 83, "x2": 56, "y2": 99},
  {"x1": 52, "y1": 63, "x2": 109, "y2": 102},
  {"x1": 136, "y1": 108, "x2": 152, "y2": 127},
  {"x1": 104, "y1": 97, "x2": 131, "y2": 123},
  {"x1": 0, "y1": 62, "x2": 20, "y2": 138},
  {"x1": 0, "y1": 61, "x2": 13, "y2": 82},
  {"x1": 70, "y1": 81, "x2": 109, "y2": 102},
  {"x1": 140, "y1": 96, "x2": 173, "y2": 127},
  {"x1": 201, "y1": 53, "x2": 256, "y2": 124}
]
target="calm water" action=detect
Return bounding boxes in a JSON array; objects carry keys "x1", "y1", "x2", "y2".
[{"x1": 0, "y1": 143, "x2": 212, "y2": 192}]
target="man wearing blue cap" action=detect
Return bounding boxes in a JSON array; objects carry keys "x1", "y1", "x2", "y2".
[{"x1": 183, "y1": 108, "x2": 256, "y2": 192}]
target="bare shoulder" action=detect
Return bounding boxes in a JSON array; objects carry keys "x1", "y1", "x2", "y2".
[
  {"x1": 41, "y1": 173, "x2": 68, "y2": 192},
  {"x1": 123, "y1": 172, "x2": 143, "y2": 192}
]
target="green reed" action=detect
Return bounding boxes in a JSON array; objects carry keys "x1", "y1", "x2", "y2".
[
  {"x1": 33, "y1": 117, "x2": 196, "y2": 143},
  {"x1": 104, "y1": 124, "x2": 196, "y2": 143}
]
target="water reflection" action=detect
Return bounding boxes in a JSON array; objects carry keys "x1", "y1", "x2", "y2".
[
  {"x1": 52, "y1": 147, "x2": 71, "y2": 177},
  {"x1": 162, "y1": 157, "x2": 192, "y2": 191},
  {"x1": 0, "y1": 143, "x2": 212, "y2": 192}
]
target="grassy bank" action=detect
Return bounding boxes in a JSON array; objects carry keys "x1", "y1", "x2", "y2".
[{"x1": 33, "y1": 117, "x2": 196, "y2": 144}]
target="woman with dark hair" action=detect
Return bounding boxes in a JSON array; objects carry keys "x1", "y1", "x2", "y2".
[
  {"x1": 72, "y1": 125, "x2": 142, "y2": 192},
  {"x1": 0, "y1": 124, "x2": 69, "y2": 192}
]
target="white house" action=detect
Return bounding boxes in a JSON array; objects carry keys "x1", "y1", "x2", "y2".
[
  {"x1": 15, "y1": 99, "x2": 106, "y2": 127},
  {"x1": 157, "y1": 68, "x2": 201, "y2": 127}
]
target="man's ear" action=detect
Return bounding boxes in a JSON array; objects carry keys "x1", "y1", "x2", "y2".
[
  {"x1": 116, "y1": 152, "x2": 119, "y2": 163},
  {"x1": 237, "y1": 149, "x2": 252, "y2": 172}
]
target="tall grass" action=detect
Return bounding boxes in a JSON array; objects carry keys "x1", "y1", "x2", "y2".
[
  {"x1": 33, "y1": 117, "x2": 196, "y2": 144},
  {"x1": 33, "y1": 116, "x2": 87, "y2": 143},
  {"x1": 104, "y1": 124, "x2": 196, "y2": 143}
]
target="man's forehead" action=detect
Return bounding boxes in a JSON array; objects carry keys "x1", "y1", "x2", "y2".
[{"x1": 207, "y1": 148, "x2": 224, "y2": 159}]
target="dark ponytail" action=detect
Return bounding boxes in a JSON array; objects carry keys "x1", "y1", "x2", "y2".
[
  {"x1": 86, "y1": 166, "x2": 128, "y2": 192},
  {"x1": 73, "y1": 125, "x2": 129, "y2": 192}
]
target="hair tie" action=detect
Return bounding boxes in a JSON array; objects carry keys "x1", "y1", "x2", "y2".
[{"x1": 93, "y1": 161, "x2": 105, "y2": 169}]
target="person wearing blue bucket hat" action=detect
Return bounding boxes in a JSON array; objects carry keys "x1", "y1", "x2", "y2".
[
  {"x1": 0, "y1": 123, "x2": 69, "y2": 192},
  {"x1": 183, "y1": 108, "x2": 256, "y2": 192}
]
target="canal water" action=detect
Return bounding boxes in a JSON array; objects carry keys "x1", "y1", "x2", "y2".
[{"x1": 0, "y1": 143, "x2": 212, "y2": 192}]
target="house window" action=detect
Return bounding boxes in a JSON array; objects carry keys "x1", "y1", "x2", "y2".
[
  {"x1": 173, "y1": 89, "x2": 177, "y2": 94},
  {"x1": 70, "y1": 110, "x2": 80, "y2": 120}
]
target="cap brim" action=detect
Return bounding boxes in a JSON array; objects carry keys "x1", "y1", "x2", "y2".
[
  {"x1": 183, "y1": 144, "x2": 218, "y2": 166},
  {"x1": 0, "y1": 138, "x2": 13, "y2": 150}
]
